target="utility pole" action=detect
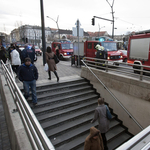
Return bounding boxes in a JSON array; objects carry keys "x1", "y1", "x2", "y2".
[
  {"x1": 40, "y1": 0, "x2": 46, "y2": 65},
  {"x1": 106, "y1": 0, "x2": 115, "y2": 40}
]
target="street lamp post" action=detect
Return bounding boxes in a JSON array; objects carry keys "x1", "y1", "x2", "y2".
[
  {"x1": 106, "y1": 0, "x2": 115, "y2": 40},
  {"x1": 47, "y1": 16, "x2": 60, "y2": 40}
]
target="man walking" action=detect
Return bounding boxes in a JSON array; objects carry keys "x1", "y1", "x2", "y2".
[
  {"x1": 18, "y1": 57, "x2": 38, "y2": 106},
  {"x1": 22, "y1": 45, "x2": 35, "y2": 64}
]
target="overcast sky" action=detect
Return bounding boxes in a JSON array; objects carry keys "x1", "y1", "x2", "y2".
[{"x1": 0, "y1": 0, "x2": 150, "y2": 35}]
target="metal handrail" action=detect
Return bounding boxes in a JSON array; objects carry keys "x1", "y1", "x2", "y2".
[
  {"x1": 5, "y1": 60, "x2": 15, "y2": 80},
  {"x1": 1, "y1": 60, "x2": 55, "y2": 150},
  {"x1": 83, "y1": 57, "x2": 150, "y2": 81},
  {"x1": 81, "y1": 58, "x2": 144, "y2": 130}
]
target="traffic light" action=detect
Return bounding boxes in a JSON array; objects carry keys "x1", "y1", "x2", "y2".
[{"x1": 92, "y1": 18, "x2": 95, "y2": 26}]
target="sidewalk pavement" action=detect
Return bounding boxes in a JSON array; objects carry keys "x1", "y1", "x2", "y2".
[
  {"x1": 17, "y1": 56, "x2": 82, "y2": 87},
  {"x1": 0, "y1": 55, "x2": 82, "y2": 150}
]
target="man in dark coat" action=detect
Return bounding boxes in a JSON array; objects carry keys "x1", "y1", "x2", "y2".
[
  {"x1": 17, "y1": 57, "x2": 38, "y2": 106},
  {"x1": 22, "y1": 45, "x2": 35, "y2": 64},
  {"x1": 84, "y1": 126, "x2": 104, "y2": 150}
]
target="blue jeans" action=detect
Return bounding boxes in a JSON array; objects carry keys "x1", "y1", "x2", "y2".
[{"x1": 23, "y1": 80, "x2": 37, "y2": 104}]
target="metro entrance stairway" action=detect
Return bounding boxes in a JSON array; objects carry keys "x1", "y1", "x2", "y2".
[{"x1": 22, "y1": 77, "x2": 133, "y2": 150}]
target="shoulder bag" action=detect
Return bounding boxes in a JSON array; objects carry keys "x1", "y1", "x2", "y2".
[
  {"x1": 54, "y1": 54, "x2": 59, "y2": 64},
  {"x1": 105, "y1": 105, "x2": 112, "y2": 120}
]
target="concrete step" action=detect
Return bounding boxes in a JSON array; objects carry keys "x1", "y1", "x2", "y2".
[
  {"x1": 31, "y1": 90, "x2": 99, "y2": 109},
  {"x1": 40, "y1": 102, "x2": 97, "y2": 130},
  {"x1": 107, "y1": 131, "x2": 132, "y2": 150},
  {"x1": 35, "y1": 77, "x2": 87, "y2": 90},
  {"x1": 35, "y1": 81, "x2": 90, "y2": 95},
  {"x1": 27, "y1": 85, "x2": 95, "y2": 101},
  {"x1": 34, "y1": 94, "x2": 98, "y2": 118},
  {"x1": 43, "y1": 113, "x2": 116, "y2": 139},
  {"x1": 55, "y1": 123, "x2": 130, "y2": 150},
  {"x1": 50, "y1": 119, "x2": 120, "y2": 147}
]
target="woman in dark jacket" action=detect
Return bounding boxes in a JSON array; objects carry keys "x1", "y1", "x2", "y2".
[
  {"x1": 0, "y1": 46, "x2": 7, "y2": 64},
  {"x1": 91, "y1": 98, "x2": 110, "y2": 150},
  {"x1": 45, "y1": 46, "x2": 59, "y2": 82}
]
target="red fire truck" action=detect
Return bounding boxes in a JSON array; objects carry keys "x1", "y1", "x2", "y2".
[
  {"x1": 51, "y1": 40, "x2": 73, "y2": 60},
  {"x1": 83, "y1": 39, "x2": 123, "y2": 65},
  {"x1": 127, "y1": 31, "x2": 150, "y2": 71}
]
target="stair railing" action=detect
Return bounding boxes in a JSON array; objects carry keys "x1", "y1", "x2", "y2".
[
  {"x1": 82, "y1": 57, "x2": 150, "y2": 81},
  {"x1": 81, "y1": 58, "x2": 144, "y2": 130},
  {"x1": 1, "y1": 60, "x2": 55, "y2": 150}
]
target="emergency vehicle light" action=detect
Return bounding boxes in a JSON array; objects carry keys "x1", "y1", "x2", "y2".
[{"x1": 99, "y1": 38, "x2": 105, "y2": 42}]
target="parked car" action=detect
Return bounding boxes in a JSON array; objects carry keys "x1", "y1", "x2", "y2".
[
  {"x1": 35, "y1": 46, "x2": 42, "y2": 56},
  {"x1": 118, "y1": 50, "x2": 127, "y2": 62}
]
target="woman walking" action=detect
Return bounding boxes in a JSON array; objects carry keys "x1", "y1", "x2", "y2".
[
  {"x1": 45, "y1": 46, "x2": 59, "y2": 82},
  {"x1": 91, "y1": 98, "x2": 110, "y2": 150}
]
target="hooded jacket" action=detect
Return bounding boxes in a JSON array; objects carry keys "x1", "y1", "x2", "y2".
[
  {"x1": 18, "y1": 63, "x2": 38, "y2": 81},
  {"x1": 84, "y1": 127, "x2": 104, "y2": 150}
]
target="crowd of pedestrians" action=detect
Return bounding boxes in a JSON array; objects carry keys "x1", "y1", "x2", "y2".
[{"x1": 0, "y1": 44, "x2": 59, "y2": 107}]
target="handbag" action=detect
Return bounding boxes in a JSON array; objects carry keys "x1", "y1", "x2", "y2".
[
  {"x1": 105, "y1": 105, "x2": 112, "y2": 120},
  {"x1": 54, "y1": 54, "x2": 59, "y2": 64},
  {"x1": 44, "y1": 63, "x2": 48, "y2": 72}
]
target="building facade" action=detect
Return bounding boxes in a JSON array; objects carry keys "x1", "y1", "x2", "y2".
[{"x1": 10, "y1": 25, "x2": 51, "y2": 46}]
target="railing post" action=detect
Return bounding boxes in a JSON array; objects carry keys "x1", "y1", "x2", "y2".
[
  {"x1": 105, "y1": 61, "x2": 108, "y2": 72},
  {"x1": 140, "y1": 65, "x2": 143, "y2": 81}
]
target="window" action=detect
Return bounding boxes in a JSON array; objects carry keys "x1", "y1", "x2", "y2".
[
  {"x1": 101, "y1": 42, "x2": 117, "y2": 51},
  {"x1": 61, "y1": 43, "x2": 73, "y2": 50},
  {"x1": 87, "y1": 43, "x2": 92, "y2": 49}
]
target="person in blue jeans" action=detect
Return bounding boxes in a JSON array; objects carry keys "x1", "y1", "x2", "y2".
[{"x1": 18, "y1": 57, "x2": 38, "y2": 106}]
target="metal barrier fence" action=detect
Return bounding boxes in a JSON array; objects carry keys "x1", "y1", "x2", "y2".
[
  {"x1": 82, "y1": 57, "x2": 150, "y2": 82},
  {"x1": 81, "y1": 57, "x2": 145, "y2": 130},
  {"x1": 1, "y1": 60, "x2": 55, "y2": 150}
]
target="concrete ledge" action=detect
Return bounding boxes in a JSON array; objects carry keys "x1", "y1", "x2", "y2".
[
  {"x1": 0, "y1": 75, "x2": 32, "y2": 150},
  {"x1": 81, "y1": 66, "x2": 150, "y2": 101}
]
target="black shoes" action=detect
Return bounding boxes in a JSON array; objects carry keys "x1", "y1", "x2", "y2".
[{"x1": 57, "y1": 77, "x2": 59, "y2": 82}]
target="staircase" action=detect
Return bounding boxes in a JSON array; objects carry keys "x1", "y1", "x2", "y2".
[{"x1": 25, "y1": 77, "x2": 133, "y2": 150}]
